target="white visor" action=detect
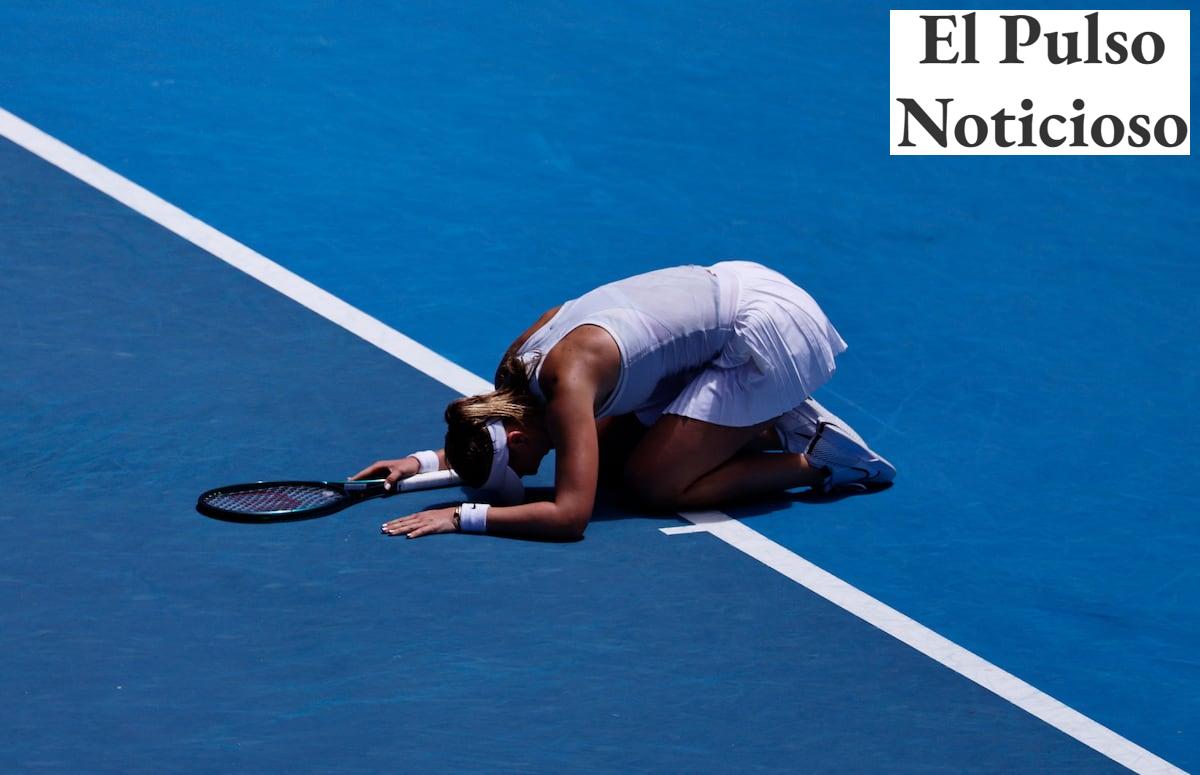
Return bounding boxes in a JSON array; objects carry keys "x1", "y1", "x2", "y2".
[{"x1": 472, "y1": 419, "x2": 525, "y2": 505}]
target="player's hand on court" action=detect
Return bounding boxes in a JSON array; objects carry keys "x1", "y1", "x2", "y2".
[
  {"x1": 381, "y1": 507, "x2": 457, "y2": 539},
  {"x1": 350, "y1": 457, "x2": 420, "y2": 491}
]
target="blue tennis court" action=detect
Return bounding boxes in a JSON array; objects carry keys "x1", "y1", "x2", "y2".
[{"x1": 1, "y1": 2, "x2": 1195, "y2": 772}]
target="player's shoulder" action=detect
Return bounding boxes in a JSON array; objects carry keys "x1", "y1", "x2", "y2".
[{"x1": 539, "y1": 327, "x2": 618, "y2": 400}]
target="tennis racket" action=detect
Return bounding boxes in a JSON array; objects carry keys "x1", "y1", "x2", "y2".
[{"x1": 196, "y1": 469, "x2": 462, "y2": 523}]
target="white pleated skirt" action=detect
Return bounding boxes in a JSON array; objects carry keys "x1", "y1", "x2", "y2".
[{"x1": 647, "y1": 261, "x2": 848, "y2": 428}]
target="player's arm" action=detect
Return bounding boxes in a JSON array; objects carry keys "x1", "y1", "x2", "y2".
[
  {"x1": 479, "y1": 332, "x2": 604, "y2": 538},
  {"x1": 380, "y1": 394, "x2": 597, "y2": 540},
  {"x1": 350, "y1": 449, "x2": 450, "y2": 489},
  {"x1": 477, "y1": 377, "x2": 599, "y2": 540},
  {"x1": 381, "y1": 338, "x2": 604, "y2": 541}
]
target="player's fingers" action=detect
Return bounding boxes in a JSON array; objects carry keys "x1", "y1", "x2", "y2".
[
  {"x1": 381, "y1": 515, "x2": 419, "y2": 535},
  {"x1": 351, "y1": 461, "x2": 386, "y2": 481},
  {"x1": 407, "y1": 520, "x2": 443, "y2": 539},
  {"x1": 383, "y1": 466, "x2": 406, "y2": 490}
]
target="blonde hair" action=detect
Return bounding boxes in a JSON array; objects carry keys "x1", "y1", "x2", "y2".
[{"x1": 443, "y1": 352, "x2": 543, "y2": 487}]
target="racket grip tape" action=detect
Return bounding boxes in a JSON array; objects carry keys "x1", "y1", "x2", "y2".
[{"x1": 395, "y1": 469, "x2": 462, "y2": 492}]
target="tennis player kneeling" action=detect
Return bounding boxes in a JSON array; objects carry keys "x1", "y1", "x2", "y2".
[{"x1": 352, "y1": 262, "x2": 894, "y2": 540}]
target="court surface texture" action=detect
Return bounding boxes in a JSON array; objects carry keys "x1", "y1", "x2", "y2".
[{"x1": 1, "y1": 2, "x2": 1196, "y2": 773}]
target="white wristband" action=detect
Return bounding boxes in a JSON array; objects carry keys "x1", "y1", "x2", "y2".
[
  {"x1": 459, "y1": 503, "x2": 489, "y2": 533},
  {"x1": 408, "y1": 449, "x2": 440, "y2": 474}
]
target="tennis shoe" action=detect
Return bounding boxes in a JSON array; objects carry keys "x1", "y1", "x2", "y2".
[
  {"x1": 774, "y1": 398, "x2": 866, "y2": 453},
  {"x1": 803, "y1": 420, "x2": 896, "y2": 494}
]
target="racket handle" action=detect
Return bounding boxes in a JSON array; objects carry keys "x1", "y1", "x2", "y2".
[{"x1": 394, "y1": 469, "x2": 462, "y2": 493}]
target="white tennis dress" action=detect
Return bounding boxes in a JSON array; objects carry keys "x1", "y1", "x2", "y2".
[{"x1": 518, "y1": 261, "x2": 848, "y2": 428}]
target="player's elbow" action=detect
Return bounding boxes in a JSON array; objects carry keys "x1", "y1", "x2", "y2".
[
  {"x1": 553, "y1": 507, "x2": 590, "y2": 541},
  {"x1": 559, "y1": 517, "x2": 589, "y2": 541},
  {"x1": 560, "y1": 525, "x2": 587, "y2": 541}
]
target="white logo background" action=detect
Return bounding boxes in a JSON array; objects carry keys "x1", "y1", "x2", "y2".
[{"x1": 890, "y1": 10, "x2": 1191, "y2": 155}]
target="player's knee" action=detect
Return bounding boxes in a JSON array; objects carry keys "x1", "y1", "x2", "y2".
[{"x1": 622, "y1": 465, "x2": 686, "y2": 509}]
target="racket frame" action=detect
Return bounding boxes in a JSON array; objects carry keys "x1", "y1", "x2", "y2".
[{"x1": 196, "y1": 470, "x2": 462, "y2": 523}]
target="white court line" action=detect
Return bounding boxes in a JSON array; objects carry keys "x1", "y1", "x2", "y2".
[
  {"x1": 659, "y1": 524, "x2": 709, "y2": 535},
  {"x1": 676, "y1": 512, "x2": 1183, "y2": 774},
  {"x1": 0, "y1": 106, "x2": 1182, "y2": 775},
  {"x1": 0, "y1": 107, "x2": 491, "y2": 399}
]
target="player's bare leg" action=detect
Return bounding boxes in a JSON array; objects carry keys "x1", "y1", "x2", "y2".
[{"x1": 622, "y1": 415, "x2": 826, "y2": 509}]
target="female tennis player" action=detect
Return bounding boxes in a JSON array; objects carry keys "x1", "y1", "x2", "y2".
[{"x1": 353, "y1": 261, "x2": 894, "y2": 539}]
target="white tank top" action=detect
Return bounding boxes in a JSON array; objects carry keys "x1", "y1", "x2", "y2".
[{"x1": 519, "y1": 264, "x2": 739, "y2": 418}]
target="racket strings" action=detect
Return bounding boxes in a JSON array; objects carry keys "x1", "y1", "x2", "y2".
[{"x1": 204, "y1": 485, "x2": 343, "y2": 514}]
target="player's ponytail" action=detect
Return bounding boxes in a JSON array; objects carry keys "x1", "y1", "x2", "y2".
[{"x1": 443, "y1": 352, "x2": 543, "y2": 487}]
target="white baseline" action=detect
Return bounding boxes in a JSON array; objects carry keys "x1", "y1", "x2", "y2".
[{"x1": 0, "y1": 105, "x2": 1182, "y2": 775}]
